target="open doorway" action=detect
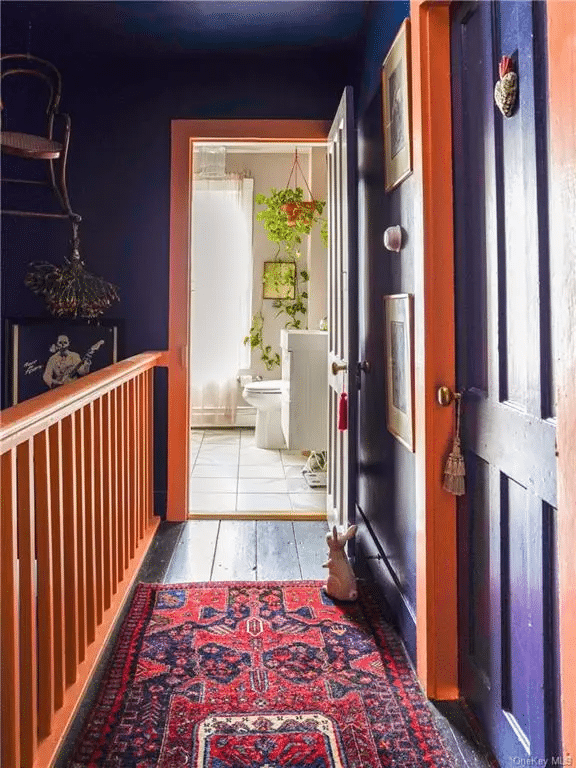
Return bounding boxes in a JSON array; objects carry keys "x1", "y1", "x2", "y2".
[{"x1": 187, "y1": 140, "x2": 329, "y2": 520}]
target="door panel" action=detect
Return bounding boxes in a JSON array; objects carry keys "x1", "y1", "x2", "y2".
[
  {"x1": 452, "y1": 2, "x2": 559, "y2": 763},
  {"x1": 327, "y1": 87, "x2": 358, "y2": 530}
]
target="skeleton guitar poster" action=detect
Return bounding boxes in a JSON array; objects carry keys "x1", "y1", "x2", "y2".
[{"x1": 6, "y1": 319, "x2": 119, "y2": 405}]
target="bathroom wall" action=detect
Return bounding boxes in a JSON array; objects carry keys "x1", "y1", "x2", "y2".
[{"x1": 226, "y1": 148, "x2": 327, "y2": 381}]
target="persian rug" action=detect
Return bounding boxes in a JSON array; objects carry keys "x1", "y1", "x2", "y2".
[{"x1": 69, "y1": 581, "x2": 454, "y2": 767}]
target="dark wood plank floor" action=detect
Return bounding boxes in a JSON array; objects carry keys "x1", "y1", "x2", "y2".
[{"x1": 165, "y1": 519, "x2": 329, "y2": 582}]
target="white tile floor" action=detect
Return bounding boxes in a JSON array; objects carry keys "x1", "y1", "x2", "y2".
[{"x1": 189, "y1": 428, "x2": 327, "y2": 518}]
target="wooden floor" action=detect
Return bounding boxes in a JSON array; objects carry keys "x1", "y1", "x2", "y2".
[{"x1": 164, "y1": 519, "x2": 329, "y2": 582}]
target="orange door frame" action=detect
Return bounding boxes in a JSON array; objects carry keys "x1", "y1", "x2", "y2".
[
  {"x1": 167, "y1": 120, "x2": 330, "y2": 524},
  {"x1": 410, "y1": 0, "x2": 458, "y2": 699},
  {"x1": 546, "y1": 2, "x2": 576, "y2": 761}
]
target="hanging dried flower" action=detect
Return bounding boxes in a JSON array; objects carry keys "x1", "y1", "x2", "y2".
[{"x1": 24, "y1": 221, "x2": 119, "y2": 319}]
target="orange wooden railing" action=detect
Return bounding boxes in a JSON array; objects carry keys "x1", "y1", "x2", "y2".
[{"x1": 0, "y1": 352, "x2": 164, "y2": 768}]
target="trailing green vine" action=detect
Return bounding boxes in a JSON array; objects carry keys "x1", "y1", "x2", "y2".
[
  {"x1": 244, "y1": 185, "x2": 326, "y2": 370},
  {"x1": 270, "y1": 265, "x2": 309, "y2": 330},
  {"x1": 243, "y1": 265, "x2": 309, "y2": 369},
  {"x1": 243, "y1": 311, "x2": 281, "y2": 370}
]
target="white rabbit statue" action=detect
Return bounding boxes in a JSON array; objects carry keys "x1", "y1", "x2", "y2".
[{"x1": 323, "y1": 524, "x2": 358, "y2": 601}]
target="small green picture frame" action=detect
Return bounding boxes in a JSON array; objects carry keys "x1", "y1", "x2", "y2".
[{"x1": 262, "y1": 261, "x2": 296, "y2": 300}]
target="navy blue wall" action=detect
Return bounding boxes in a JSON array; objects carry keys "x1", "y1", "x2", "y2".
[{"x1": 354, "y1": 1, "x2": 417, "y2": 661}]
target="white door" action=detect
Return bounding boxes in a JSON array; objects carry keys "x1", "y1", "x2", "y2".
[{"x1": 327, "y1": 87, "x2": 358, "y2": 530}]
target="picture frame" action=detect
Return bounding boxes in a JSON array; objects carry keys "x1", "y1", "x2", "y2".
[
  {"x1": 382, "y1": 19, "x2": 412, "y2": 192},
  {"x1": 262, "y1": 261, "x2": 296, "y2": 300},
  {"x1": 4, "y1": 318, "x2": 121, "y2": 406},
  {"x1": 383, "y1": 294, "x2": 414, "y2": 451}
]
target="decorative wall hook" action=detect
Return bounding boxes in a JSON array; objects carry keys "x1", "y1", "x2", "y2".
[{"x1": 494, "y1": 55, "x2": 518, "y2": 118}]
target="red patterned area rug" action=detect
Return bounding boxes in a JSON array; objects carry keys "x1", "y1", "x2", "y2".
[{"x1": 69, "y1": 581, "x2": 454, "y2": 767}]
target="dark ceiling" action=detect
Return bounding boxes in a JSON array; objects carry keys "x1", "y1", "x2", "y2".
[{"x1": 3, "y1": 1, "x2": 372, "y2": 60}]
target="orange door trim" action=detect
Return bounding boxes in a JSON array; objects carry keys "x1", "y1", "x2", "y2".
[
  {"x1": 410, "y1": 0, "x2": 458, "y2": 699},
  {"x1": 168, "y1": 120, "x2": 330, "y2": 523},
  {"x1": 546, "y1": 2, "x2": 576, "y2": 761}
]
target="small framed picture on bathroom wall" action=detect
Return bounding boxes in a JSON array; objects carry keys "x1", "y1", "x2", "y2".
[
  {"x1": 262, "y1": 261, "x2": 296, "y2": 300},
  {"x1": 383, "y1": 294, "x2": 415, "y2": 451}
]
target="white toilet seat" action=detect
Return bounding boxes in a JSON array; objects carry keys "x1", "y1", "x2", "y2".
[{"x1": 243, "y1": 379, "x2": 282, "y2": 395}]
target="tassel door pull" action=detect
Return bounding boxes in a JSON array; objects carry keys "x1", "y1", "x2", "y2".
[
  {"x1": 443, "y1": 391, "x2": 466, "y2": 495},
  {"x1": 338, "y1": 392, "x2": 348, "y2": 431}
]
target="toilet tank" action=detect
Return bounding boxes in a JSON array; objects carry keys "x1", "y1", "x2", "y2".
[{"x1": 280, "y1": 330, "x2": 328, "y2": 451}]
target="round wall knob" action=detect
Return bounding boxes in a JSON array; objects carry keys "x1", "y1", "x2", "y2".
[{"x1": 383, "y1": 225, "x2": 403, "y2": 252}]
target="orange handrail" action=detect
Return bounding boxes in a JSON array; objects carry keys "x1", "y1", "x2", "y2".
[{"x1": 0, "y1": 351, "x2": 165, "y2": 768}]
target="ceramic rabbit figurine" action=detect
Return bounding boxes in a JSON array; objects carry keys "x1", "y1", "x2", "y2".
[{"x1": 323, "y1": 525, "x2": 358, "y2": 601}]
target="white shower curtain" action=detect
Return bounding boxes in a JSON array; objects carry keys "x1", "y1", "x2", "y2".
[{"x1": 189, "y1": 175, "x2": 254, "y2": 426}]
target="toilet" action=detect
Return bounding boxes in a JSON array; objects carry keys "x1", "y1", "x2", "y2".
[{"x1": 242, "y1": 379, "x2": 286, "y2": 449}]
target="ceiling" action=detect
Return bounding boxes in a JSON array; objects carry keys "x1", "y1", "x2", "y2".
[{"x1": 3, "y1": 1, "x2": 372, "y2": 60}]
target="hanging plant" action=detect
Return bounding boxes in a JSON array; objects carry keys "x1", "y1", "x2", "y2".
[
  {"x1": 255, "y1": 187, "x2": 326, "y2": 256},
  {"x1": 255, "y1": 148, "x2": 328, "y2": 256}
]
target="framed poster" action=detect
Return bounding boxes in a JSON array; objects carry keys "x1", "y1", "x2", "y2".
[
  {"x1": 4, "y1": 318, "x2": 120, "y2": 405},
  {"x1": 382, "y1": 19, "x2": 412, "y2": 192},
  {"x1": 383, "y1": 294, "x2": 414, "y2": 451}
]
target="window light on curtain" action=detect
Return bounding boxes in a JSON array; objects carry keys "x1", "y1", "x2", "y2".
[{"x1": 189, "y1": 164, "x2": 254, "y2": 427}]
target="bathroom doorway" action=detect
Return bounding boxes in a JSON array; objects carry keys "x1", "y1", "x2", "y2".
[{"x1": 187, "y1": 140, "x2": 329, "y2": 520}]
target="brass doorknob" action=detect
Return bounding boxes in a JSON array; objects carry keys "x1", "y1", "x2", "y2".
[
  {"x1": 437, "y1": 386, "x2": 461, "y2": 406},
  {"x1": 331, "y1": 361, "x2": 348, "y2": 375}
]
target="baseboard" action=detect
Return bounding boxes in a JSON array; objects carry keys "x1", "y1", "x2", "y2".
[
  {"x1": 355, "y1": 506, "x2": 417, "y2": 664},
  {"x1": 189, "y1": 406, "x2": 256, "y2": 428}
]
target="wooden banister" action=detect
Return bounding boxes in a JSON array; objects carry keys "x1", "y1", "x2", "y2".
[
  {"x1": 0, "y1": 351, "x2": 165, "y2": 768},
  {"x1": 0, "y1": 352, "x2": 165, "y2": 449}
]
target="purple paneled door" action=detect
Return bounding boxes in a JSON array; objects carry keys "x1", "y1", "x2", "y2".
[{"x1": 451, "y1": 2, "x2": 559, "y2": 765}]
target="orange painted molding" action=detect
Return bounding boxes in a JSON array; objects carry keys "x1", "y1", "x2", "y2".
[
  {"x1": 168, "y1": 119, "x2": 330, "y2": 522},
  {"x1": 546, "y1": 2, "x2": 576, "y2": 761},
  {"x1": 410, "y1": 0, "x2": 458, "y2": 699}
]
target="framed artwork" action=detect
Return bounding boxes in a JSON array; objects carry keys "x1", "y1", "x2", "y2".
[
  {"x1": 383, "y1": 294, "x2": 414, "y2": 451},
  {"x1": 262, "y1": 261, "x2": 296, "y2": 300},
  {"x1": 382, "y1": 19, "x2": 412, "y2": 192},
  {"x1": 4, "y1": 318, "x2": 121, "y2": 405}
]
